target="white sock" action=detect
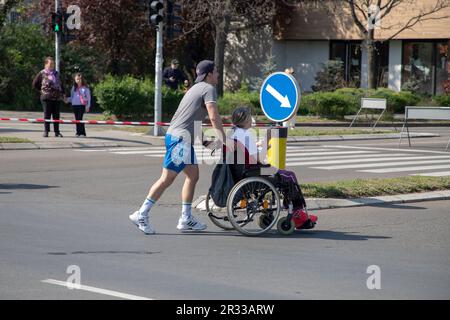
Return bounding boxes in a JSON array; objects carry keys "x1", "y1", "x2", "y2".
[
  {"x1": 138, "y1": 197, "x2": 156, "y2": 217},
  {"x1": 182, "y1": 202, "x2": 192, "y2": 220}
]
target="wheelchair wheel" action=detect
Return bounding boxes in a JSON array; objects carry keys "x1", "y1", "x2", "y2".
[
  {"x1": 227, "y1": 177, "x2": 281, "y2": 236},
  {"x1": 277, "y1": 216, "x2": 295, "y2": 236},
  {"x1": 206, "y1": 192, "x2": 234, "y2": 230}
]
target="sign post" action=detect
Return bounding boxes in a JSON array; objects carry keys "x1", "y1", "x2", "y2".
[{"x1": 259, "y1": 72, "x2": 301, "y2": 169}]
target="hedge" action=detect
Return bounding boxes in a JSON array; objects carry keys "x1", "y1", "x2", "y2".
[
  {"x1": 433, "y1": 95, "x2": 450, "y2": 107},
  {"x1": 300, "y1": 88, "x2": 421, "y2": 119},
  {"x1": 94, "y1": 75, "x2": 184, "y2": 120}
]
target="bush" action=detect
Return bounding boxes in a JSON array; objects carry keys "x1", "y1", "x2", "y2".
[
  {"x1": 94, "y1": 75, "x2": 184, "y2": 120},
  {"x1": 218, "y1": 83, "x2": 260, "y2": 115},
  {"x1": 300, "y1": 92, "x2": 359, "y2": 119},
  {"x1": 312, "y1": 60, "x2": 346, "y2": 92},
  {"x1": 433, "y1": 95, "x2": 450, "y2": 107},
  {"x1": 298, "y1": 88, "x2": 420, "y2": 119},
  {"x1": 369, "y1": 88, "x2": 420, "y2": 113}
]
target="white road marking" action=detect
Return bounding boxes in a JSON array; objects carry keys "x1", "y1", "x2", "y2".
[
  {"x1": 359, "y1": 164, "x2": 450, "y2": 173},
  {"x1": 411, "y1": 171, "x2": 450, "y2": 177},
  {"x1": 285, "y1": 153, "x2": 409, "y2": 162},
  {"x1": 280, "y1": 150, "x2": 377, "y2": 157},
  {"x1": 41, "y1": 279, "x2": 152, "y2": 300},
  {"x1": 322, "y1": 144, "x2": 450, "y2": 155},
  {"x1": 301, "y1": 155, "x2": 450, "y2": 167},
  {"x1": 312, "y1": 159, "x2": 450, "y2": 170},
  {"x1": 73, "y1": 149, "x2": 107, "y2": 152},
  {"x1": 113, "y1": 150, "x2": 168, "y2": 155},
  {"x1": 107, "y1": 147, "x2": 161, "y2": 151}
]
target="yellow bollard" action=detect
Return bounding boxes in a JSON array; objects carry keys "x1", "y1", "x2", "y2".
[{"x1": 266, "y1": 125, "x2": 288, "y2": 169}]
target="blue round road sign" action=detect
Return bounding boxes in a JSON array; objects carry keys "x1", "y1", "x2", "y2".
[{"x1": 260, "y1": 72, "x2": 301, "y2": 122}]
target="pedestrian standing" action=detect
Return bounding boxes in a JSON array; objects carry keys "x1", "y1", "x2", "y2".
[
  {"x1": 70, "y1": 73, "x2": 91, "y2": 137},
  {"x1": 283, "y1": 67, "x2": 297, "y2": 130},
  {"x1": 32, "y1": 57, "x2": 66, "y2": 137},
  {"x1": 163, "y1": 59, "x2": 189, "y2": 90}
]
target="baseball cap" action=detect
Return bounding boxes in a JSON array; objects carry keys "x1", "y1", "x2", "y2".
[
  {"x1": 171, "y1": 59, "x2": 179, "y2": 65},
  {"x1": 195, "y1": 60, "x2": 215, "y2": 83}
]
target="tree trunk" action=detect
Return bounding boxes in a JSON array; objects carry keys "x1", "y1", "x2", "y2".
[
  {"x1": 366, "y1": 29, "x2": 376, "y2": 89},
  {"x1": 214, "y1": 3, "x2": 231, "y2": 97}
]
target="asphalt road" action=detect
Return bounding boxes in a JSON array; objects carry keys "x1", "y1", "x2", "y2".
[{"x1": 1, "y1": 145, "x2": 449, "y2": 299}]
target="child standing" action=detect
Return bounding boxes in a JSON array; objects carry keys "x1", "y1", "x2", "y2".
[{"x1": 70, "y1": 73, "x2": 91, "y2": 137}]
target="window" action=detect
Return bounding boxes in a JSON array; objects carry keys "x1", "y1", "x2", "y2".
[
  {"x1": 436, "y1": 40, "x2": 450, "y2": 95},
  {"x1": 402, "y1": 40, "x2": 450, "y2": 95},
  {"x1": 330, "y1": 41, "x2": 362, "y2": 87}
]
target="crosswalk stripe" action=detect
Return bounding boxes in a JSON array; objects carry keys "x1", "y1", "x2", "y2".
[
  {"x1": 411, "y1": 171, "x2": 450, "y2": 177},
  {"x1": 74, "y1": 149, "x2": 106, "y2": 152},
  {"x1": 285, "y1": 148, "x2": 333, "y2": 153},
  {"x1": 285, "y1": 153, "x2": 409, "y2": 163},
  {"x1": 322, "y1": 144, "x2": 450, "y2": 155},
  {"x1": 107, "y1": 147, "x2": 163, "y2": 151},
  {"x1": 312, "y1": 159, "x2": 450, "y2": 170},
  {"x1": 302, "y1": 155, "x2": 450, "y2": 168},
  {"x1": 113, "y1": 150, "x2": 168, "y2": 154},
  {"x1": 359, "y1": 164, "x2": 450, "y2": 173},
  {"x1": 282, "y1": 150, "x2": 377, "y2": 157}
]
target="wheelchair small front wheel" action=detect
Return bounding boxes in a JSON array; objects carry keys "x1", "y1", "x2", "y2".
[
  {"x1": 206, "y1": 192, "x2": 234, "y2": 230},
  {"x1": 277, "y1": 216, "x2": 295, "y2": 236},
  {"x1": 227, "y1": 177, "x2": 281, "y2": 236}
]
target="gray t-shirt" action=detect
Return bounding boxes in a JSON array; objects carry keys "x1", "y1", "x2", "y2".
[{"x1": 167, "y1": 82, "x2": 217, "y2": 144}]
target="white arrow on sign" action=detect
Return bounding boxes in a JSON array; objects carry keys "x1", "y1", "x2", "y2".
[{"x1": 265, "y1": 84, "x2": 291, "y2": 108}]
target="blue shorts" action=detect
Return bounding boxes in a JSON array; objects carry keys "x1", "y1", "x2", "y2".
[{"x1": 163, "y1": 134, "x2": 197, "y2": 173}]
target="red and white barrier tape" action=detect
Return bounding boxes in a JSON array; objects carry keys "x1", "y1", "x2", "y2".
[{"x1": 0, "y1": 117, "x2": 281, "y2": 128}]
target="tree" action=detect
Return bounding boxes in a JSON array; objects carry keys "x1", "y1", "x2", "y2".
[
  {"x1": 178, "y1": 0, "x2": 277, "y2": 96},
  {"x1": 0, "y1": 0, "x2": 22, "y2": 32},
  {"x1": 38, "y1": 0, "x2": 155, "y2": 76},
  {"x1": 342, "y1": 0, "x2": 450, "y2": 89}
]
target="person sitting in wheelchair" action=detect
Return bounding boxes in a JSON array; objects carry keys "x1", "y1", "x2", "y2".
[{"x1": 228, "y1": 106, "x2": 317, "y2": 230}]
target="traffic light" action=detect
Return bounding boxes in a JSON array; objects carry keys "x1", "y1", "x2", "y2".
[
  {"x1": 149, "y1": 0, "x2": 163, "y2": 26},
  {"x1": 165, "y1": 0, "x2": 182, "y2": 40},
  {"x1": 51, "y1": 11, "x2": 63, "y2": 33}
]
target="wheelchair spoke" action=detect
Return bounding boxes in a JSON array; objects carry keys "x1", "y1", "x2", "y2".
[{"x1": 227, "y1": 177, "x2": 281, "y2": 236}]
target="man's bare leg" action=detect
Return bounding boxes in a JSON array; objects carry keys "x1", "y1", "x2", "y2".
[
  {"x1": 177, "y1": 164, "x2": 206, "y2": 230},
  {"x1": 147, "y1": 168, "x2": 179, "y2": 202}
]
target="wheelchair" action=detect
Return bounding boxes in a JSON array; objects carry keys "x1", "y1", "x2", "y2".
[{"x1": 206, "y1": 163, "x2": 314, "y2": 237}]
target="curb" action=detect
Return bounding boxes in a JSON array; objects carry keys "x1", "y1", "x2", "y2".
[{"x1": 193, "y1": 190, "x2": 450, "y2": 212}]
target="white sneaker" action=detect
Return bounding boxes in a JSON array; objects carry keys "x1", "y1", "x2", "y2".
[
  {"x1": 176, "y1": 215, "x2": 207, "y2": 231},
  {"x1": 129, "y1": 211, "x2": 155, "y2": 235}
]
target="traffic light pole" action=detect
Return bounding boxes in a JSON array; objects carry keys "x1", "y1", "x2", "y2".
[
  {"x1": 153, "y1": 13, "x2": 164, "y2": 136},
  {"x1": 55, "y1": 0, "x2": 60, "y2": 72}
]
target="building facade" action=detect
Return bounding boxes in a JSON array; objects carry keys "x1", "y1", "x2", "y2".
[
  {"x1": 272, "y1": 0, "x2": 450, "y2": 94},
  {"x1": 225, "y1": 0, "x2": 450, "y2": 95}
]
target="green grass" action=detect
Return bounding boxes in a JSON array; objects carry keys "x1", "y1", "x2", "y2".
[
  {"x1": 302, "y1": 176, "x2": 450, "y2": 198},
  {"x1": 0, "y1": 136, "x2": 33, "y2": 143}
]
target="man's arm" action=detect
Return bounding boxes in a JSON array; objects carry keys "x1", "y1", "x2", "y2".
[
  {"x1": 162, "y1": 68, "x2": 170, "y2": 82},
  {"x1": 206, "y1": 102, "x2": 226, "y2": 144}
]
